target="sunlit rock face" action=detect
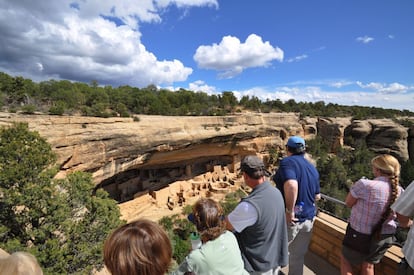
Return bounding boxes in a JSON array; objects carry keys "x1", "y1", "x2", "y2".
[
  {"x1": 0, "y1": 113, "x2": 411, "y2": 196},
  {"x1": 316, "y1": 117, "x2": 352, "y2": 153},
  {"x1": 0, "y1": 112, "x2": 303, "y2": 184},
  {"x1": 344, "y1": 119, "x2": 409, "y2": 162}
]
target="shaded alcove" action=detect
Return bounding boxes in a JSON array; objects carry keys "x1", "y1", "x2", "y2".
[{"x1": 97, "y1": 155, "x2": 235, "y2": 203}]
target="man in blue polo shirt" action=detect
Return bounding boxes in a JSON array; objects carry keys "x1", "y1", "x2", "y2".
[{"x1": 273, "y1": 136, "x2": 320, "y2": 275}]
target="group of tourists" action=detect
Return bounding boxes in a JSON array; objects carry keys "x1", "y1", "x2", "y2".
[
  {"x1": 6, "y1": 136, "x2": 412, "y2": 275},
  {"x1": 103, "y1": 135, "x2": 414, "y2": 275}
]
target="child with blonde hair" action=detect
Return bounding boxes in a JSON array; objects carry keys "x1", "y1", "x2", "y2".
[{"x1": 0, "y1": 251, "x2": 43, "y2": 275}]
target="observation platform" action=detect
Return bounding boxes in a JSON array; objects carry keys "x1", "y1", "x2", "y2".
[
  {"x1": 290, "y1": 211, "x2": 403, "y2": 275},
  {"x1": 281, "y1": 250, "x2": 338, "y2": 274}
]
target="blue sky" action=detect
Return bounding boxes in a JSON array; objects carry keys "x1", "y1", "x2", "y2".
[{"x1": 0, "y1": 0, "x2": 413, "y2": 111}]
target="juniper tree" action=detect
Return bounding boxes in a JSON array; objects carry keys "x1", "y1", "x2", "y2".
[{"x1": 0, "y1": 123, "x2": 123, "y2": 274}]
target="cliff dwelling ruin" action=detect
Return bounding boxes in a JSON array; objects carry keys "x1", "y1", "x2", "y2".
[
  {"x1": 2, "y1": 112, "x2": 412, "y2": 218},
  {"x1": 97, "y1": 154, "x2": 259, "y2": 210}
]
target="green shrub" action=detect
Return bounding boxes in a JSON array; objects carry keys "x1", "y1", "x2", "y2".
[
  {"x1": 49, "y1": 101, "x2": 66, "y2": 115},
  {"x1": 21, "y1": 104, "x2": 36, "y2": 114}
]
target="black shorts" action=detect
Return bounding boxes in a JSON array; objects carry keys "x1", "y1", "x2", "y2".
[{"x1": 342, "y1": 234, "x2": 394, "y2": 265}]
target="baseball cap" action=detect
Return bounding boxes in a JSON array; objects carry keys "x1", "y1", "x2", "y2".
[
  {"x1": 240, "y1": 155, "x2": 271, "y2": 177},
  {"x1": 286, "y1": 136, "x2": 306, "y2": 149}
]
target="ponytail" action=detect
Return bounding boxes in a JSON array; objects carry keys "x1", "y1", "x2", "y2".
[{"x1": 370, "y1": 154, "x2": 401, "y2": 237}]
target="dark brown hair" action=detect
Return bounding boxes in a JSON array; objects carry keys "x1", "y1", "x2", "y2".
[
  {"x1": 103, "y1": 219, "x2": 172, "y2": 275},
  {"x1": 192, "y1": 198, "x2": 226, "y2": 242}
]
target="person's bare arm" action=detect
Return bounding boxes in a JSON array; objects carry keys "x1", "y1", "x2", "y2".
[
  {"x1": 345, "y1": 192, "x2": 357, "y2": 208},
  {"x1": 225, "y1": 216, "x2": 235, "y2": 231},
  {"x1": 315, "y1": 193, "x2": 321, "y2": 201},
  {"x1": 396, "y1": 213, "x2": 413, "y2": 228},
  {"x1": 284, "y1": 179, "x2": 298, "y2": 224}
]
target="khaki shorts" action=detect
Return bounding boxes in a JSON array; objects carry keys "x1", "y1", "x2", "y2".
[{"x1": 342, "y1": 234, "x2": 394, "y2": 265}]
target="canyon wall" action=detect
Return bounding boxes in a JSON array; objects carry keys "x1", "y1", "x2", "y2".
[
  {"x1": 0, "y1": 112, "x2": 302, "y2": 183},
  {"x1": 0, "y1": 112, "x2": 412, "y2": 197}
]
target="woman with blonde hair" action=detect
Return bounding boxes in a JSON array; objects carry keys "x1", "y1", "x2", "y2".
[
  {"x1": 341, "y1": 154, "x2": 403, "y2": 275},
  {"x1": 172, "y1": 198, "x2": 248, "y2": 275},
  {"x1": 104, "y1": 219, "x2": 172, "y2": 275},
  {"x1": 0, "y1": 251, "x2": 43, "y2": 275}
]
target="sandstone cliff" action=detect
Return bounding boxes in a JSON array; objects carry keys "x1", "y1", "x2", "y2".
[
  {"x1": 0, "y1": 112, "x2": 412, "y2": 201},
  {"x1": 344, "y1": 119, "x2": 409, "y2": 160},
  {"x1": 315, "y1": 117, "x2": 411, "y2": 161},
  {"x1": 0, "y1": 112, "x2": 303, "y2": 183}
]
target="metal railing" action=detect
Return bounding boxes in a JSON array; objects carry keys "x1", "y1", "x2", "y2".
[
  {"x1": 317, "y1": 193, "x2": 349, "y2": 222},
  {"x1": 320, "y1": 193, "x2": 346, "y2": 206}
]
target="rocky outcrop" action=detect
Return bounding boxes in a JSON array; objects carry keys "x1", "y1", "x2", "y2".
[
  {"x1": 315, "y1": 118, "x2": 411, "y2": 162},
  {"x1": 0, "y1": 112, "x2": 303, "y2": 186},
  {"x1": 409, "y1": 125, "x2": 414, "y2": 162},
  {"x1": 1, "y1": 112, "x2": 412, "y2": 199},
  {"x1": 302, "y1": 117, "x2": 318, "y2": 139},
  {"x1": 316, "y1": 117, "x2": 352, "y2": 153},
  {"x1": 344, "y1": 119, "x2": 409, "y2": 161}
]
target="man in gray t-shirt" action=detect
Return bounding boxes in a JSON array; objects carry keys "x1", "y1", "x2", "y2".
[{"x1": 226, "y1": 155, "x2": 288, "y2": 275}]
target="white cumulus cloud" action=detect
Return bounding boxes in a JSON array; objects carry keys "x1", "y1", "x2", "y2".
[
  {"x1": 188, "y1": 80, "x2": 217, "y2": 94},
  {"x1": 193, "y1": 34, "x2": 284, "y2": 78},
  {"x1": 0, "y1": 0, "x2": 216, "y2": 86},
  {"x1": 356, "y1": 81, "x2": 409, "y2": 94}
]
